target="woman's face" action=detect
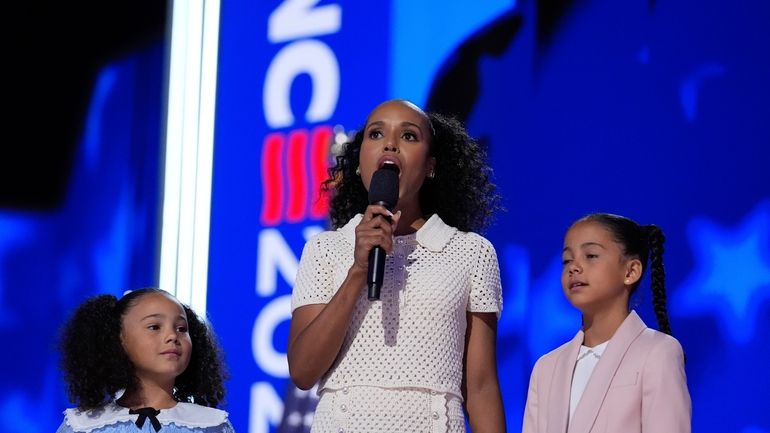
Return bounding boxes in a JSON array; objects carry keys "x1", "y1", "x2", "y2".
[{"x1": 358, "y1": 100, "x2": 436, "y2": 209}]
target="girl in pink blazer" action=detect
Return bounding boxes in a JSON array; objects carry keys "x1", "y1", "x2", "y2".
[{"x1": 523, "y1": 213, "x2": 691, "y2": 433}]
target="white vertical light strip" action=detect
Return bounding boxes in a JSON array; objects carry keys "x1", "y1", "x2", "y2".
[
  {"x1": 174, "y1": 3, "x2": 203, "y2": 311},
  {"x1": 191, "y1": 0, "x2": 221, "y2": 313},
  {"x1": 160, "y1": 0, "x2": 221, "y2": 315},
  {"x1": 159, "y1": 0, "x2": 189, "y2": 300}
]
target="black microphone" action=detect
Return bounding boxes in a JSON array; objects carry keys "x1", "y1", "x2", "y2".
[{"x1": 367, "y1": 165, "x2": 399, "y2": 300}]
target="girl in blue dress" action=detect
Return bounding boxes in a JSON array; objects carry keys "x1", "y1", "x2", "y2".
[{"x1": 57, "y1": 288, "x2": 235, "y2": 433}]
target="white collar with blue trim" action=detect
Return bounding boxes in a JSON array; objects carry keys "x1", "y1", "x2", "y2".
[{"x1": 63, "y1": 401, "x2": 228, "y2": 432}]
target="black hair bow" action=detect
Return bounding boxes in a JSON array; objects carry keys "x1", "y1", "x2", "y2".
[{"x1": 129, "y1": 407, "x2": 162, "y2": 432}]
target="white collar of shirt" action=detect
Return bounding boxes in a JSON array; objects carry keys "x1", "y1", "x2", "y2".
[
  {"x1": 341, "y1": 213, "x2": 458, "y2": 252},
  {"x1": 577, "y1": 340, "x2": 609, "y2": 361},
  {"x1": 569, "y1": 340, "x2": 610, "y2": 423},
  {"x1": 63, "y1": 401, "x2": 228, "y2": 433}
]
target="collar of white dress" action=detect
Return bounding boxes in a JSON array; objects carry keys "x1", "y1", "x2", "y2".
[
  {"x1": 63, "y1": 401, "x2": 228, "y2": 432},
  {"x1": 341, "y1": 213, "x2": 458, "y2": 252}
]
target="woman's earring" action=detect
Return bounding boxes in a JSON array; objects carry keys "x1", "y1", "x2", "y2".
[
  {"x1": 355, "y1": 166, "x2": 361, "y2": 176},
  {"x1": 427, "y1": 170, "x2": 435, "y2": 179}
]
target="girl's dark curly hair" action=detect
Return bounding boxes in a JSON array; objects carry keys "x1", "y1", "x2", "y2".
[
  {"x1": 322, "y1": 105, "x2": 501, "y2": 233},
  {"x1": 578, "y1": 213, "x2": 674, "y2": 337},
  {"x1": 59, "y1": 288, "x2": 227, "y2": 410}
]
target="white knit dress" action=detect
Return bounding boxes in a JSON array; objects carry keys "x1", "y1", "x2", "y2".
[{"x1": 291, "y1": 214, "x2": 503, "y2": 433}]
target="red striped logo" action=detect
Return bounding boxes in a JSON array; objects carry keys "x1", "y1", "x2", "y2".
[{"x1": 260, "y1": 125, "x2": 333, "y2": 226}]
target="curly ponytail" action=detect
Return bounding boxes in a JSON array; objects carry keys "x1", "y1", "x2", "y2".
[{"x1": 59, "y1": 294, "x2": 133, "y2": 410}]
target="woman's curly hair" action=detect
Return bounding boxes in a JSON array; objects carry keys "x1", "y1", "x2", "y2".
[
  {"x1": 322, "y1": 108, "x2": 501, "y2": 233},
  {"x1": 58, "y1": 288, "x2": 227, "y2": 410}
]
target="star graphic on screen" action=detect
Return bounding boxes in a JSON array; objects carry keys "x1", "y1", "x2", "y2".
[{"x1": 672, "y1": 200, "x2": 770, "y2": 344}]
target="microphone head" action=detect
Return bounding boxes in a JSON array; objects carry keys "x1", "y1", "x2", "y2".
[{"x1": 368, "y1": 165, "x2": 399, "y2": 209}]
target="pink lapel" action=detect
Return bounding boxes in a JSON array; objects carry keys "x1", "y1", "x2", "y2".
[
  {"x1": 567, "y1": 311, "x2": 647, "y2": 433},
  {"x1": 546, "y1": 331, "x2": 584, "y2": 433}
]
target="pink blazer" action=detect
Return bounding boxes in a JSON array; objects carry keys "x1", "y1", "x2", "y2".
[{"x1": 522, "y1": 311, "x2": 691, "y2": 433}]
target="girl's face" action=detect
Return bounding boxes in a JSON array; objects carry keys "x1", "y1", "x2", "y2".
[
  {"x1": 120, "y1": 292, "x2": 192, "y2": 387},
  {"x1": 561, "y1": 221, "x2": 640, "y2": 314},
  {"x1": 358, "y1": 100, "x2": 436, "y2": 209}
]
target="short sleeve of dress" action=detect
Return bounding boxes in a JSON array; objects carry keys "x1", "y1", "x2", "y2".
[
  {"x1": 467, "y1": 235, "x2": 503, "y2": 317},
  {"x1": 291, "y1": 233, "x2": 338, "y2": 312}
]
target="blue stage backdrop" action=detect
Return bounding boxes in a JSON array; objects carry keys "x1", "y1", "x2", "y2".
[
  {"x1": 0, "y1": 1, "x2": 768, "y2": 433},
  {"x1": 0, "y1": 44, "x2": 165, "y2": 433},
  {"x1": 209, "y1": 1, "x2": 769, "y2": 433}
]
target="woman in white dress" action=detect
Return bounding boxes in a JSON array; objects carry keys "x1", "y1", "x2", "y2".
[{"x1": 288, "y1": 99, "x2": 506, "y2": 433}]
